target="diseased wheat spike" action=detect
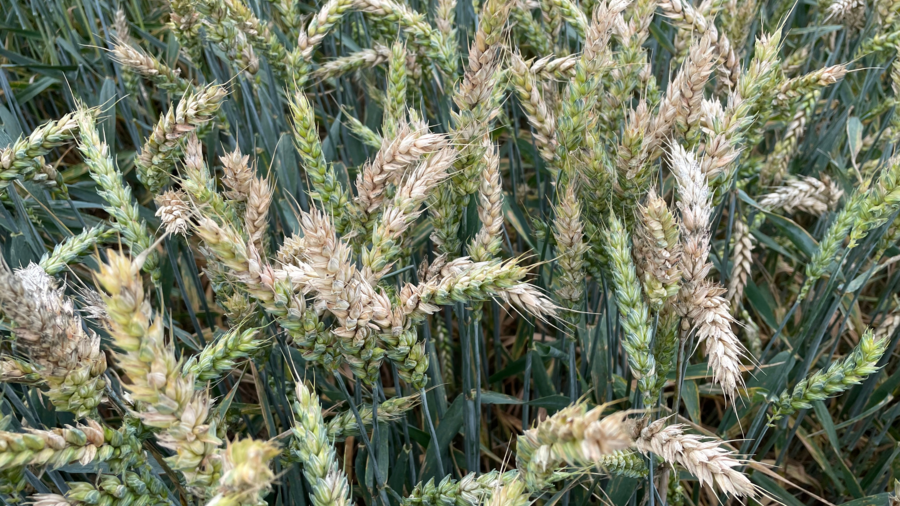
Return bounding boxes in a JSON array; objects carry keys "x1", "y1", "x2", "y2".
[
  {"x1": 110, "y1": 41, "x2": 191, "y2": 93},
  {"x1": 0, "y1": 261, "x2": 106, "y2": 418},
  {"x1": 630, "y1": 418, "x2": 757, "y2": 497},
  {"x1": 206, "y1": 438, "x2": 279, "y2": 506},
  {"x1": 508, "y1": 54, "x2": 557, "y2": 163},
  {"x1": 770, "y1": 329, "x2": 888, "y2": 423},
  {"x1": 155, "y1": 189, "x2": 192, "y2": 237},
  {"x1": 96, "y1": 250, "x2": 222, "y2": 492},
  {"x1": 671, "y1": 145, "x2": 746, "y2": 399},
  {"x1": 245, "y1": 176, "x2": 272, "y2": 254},
  {"x1": 183, "y1": 328, "x2": 266, "y2": 382},
  {"x1": 759, "y1": 174, "x2": 844, "y2": 216},
  {"x1": 604, "y1": 212, "x2": 657, "y2": 405},
  {"x1": 633, "y1": 189, "x2": 682, "y2": 309}
]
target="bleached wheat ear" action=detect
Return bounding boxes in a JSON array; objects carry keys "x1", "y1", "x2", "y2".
[
  {"x1": 629, "y1": 418, "x2": 757, "y2": 498},
  {"x1": 671, "y1": 144, "x2": 747, "y2": 399}
]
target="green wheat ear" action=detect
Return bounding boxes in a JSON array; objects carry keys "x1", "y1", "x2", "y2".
[{"x1": 770, "y1": 329, "x2": 888, "y2": 424}]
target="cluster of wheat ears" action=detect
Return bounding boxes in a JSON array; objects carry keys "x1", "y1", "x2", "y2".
[{"x1": 0, "y1": 0, "x2": 899, "y2": 504}]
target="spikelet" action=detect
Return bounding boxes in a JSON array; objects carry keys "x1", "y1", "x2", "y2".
[
  {"x1": 155, "y1": 189, "x2": 191, "y2": 237},
  {"x1": 630, "y1": 418, "x2": 756, "y2": 497},
  {"x1": 206, "y1": 438, "x2": 279, "y2": 506}
]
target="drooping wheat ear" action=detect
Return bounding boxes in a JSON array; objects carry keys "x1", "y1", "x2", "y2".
[
  {"x1": 630, "y1": 418, "x2": 757, "y2": 497},
  {"x1": 0, "y1": 419, "x2": 112, "y2": 472},
  {"x1": 552, "y1": 183, "x2": 588, "y2": 318},
  {"x1": 0, "y1": 262, "x2": 106, "y2": 418},
  {"x1": 726, "y1": 213, "x2": 754, "y2": 309},
  {"x1": 341, "y1": 109, "x2": 383, "y2": 148},
  {"x1": 469, "y1": 138, "x2": 505, "y2": 262},
  {"x1": 313, "y1": 45, "x2": 391, "y2": 80},
  {"x1": 205, "y1": 438, "x2": 279, "y2": 506},
  {"x1": 96, "y1": 250, "x2": 222, "y2": 492},
  {"x1": 770, "y1": 329, "x2": 888, "y2": 423},
  {"x1": 155, "y1": 189, "x2": 192, "y2": 237},
  {"x1": 604, "y1": 213, "x2": 658, "y2": 405},
  {"x1": 557, "y1": 0, "x2": 627, "y2": 172},
  {"x1": 245, "y1": 176, "x2": 272, "y2": 254},
  {"x1": 194, "y1": 0, "x2": 259, "y2": 75},
  {"x1": 291, "y1": 382, "x2": 352, "y2": 506},
  {"x1": 383, "y1": 41, "x2": 408, "y2": 139},
  {"x1": 109, "y1": 41, "x2": 191, "y2": 94},
  {"x1": 759, "y1": 173, "x2": 844, "y2": 216},
  {"x1": 651, "y1": 305, "x2": 680, "y2": 396},
  {"x1": 517, "y1": 405, "x2": 632, "y2": 488},
  {"x1": 802, "y1": 157, "x2": 900, "y2": 299},
  {"x1": 183, "y1": 328, "x2": 266, "y2": 382},
  {"x1": 364, "y1": 147, "x2": 456, "y2": 282},
  {"x1": 32, "y1": 469, "x2": 169, "y2": 506},
  {"x1": 221, "y1": 0, "x2": 289, "y2": 78},
  {"x1": 296, "y1": 0, "x2": 353, "y2": 62},
  {"x1": 633, "y1": 189, "x2": 682, "y2": 309},
  {"x1": 168, "y1": 0, "x2": 204, "y2": 64},
  {"x1": 508, "y1": 53, "x2": 557, "y2": 163},
  {"x1": 404, "y1": 470, "x2": 518, "y2": 506},
  {"x1": 548, "y1": 0, "x2": 587, "y2": 36},
  {"x1": 671, "y1": 145, "x2": 746, "y2": 398},
  {"x1": 776, "y1": 65, "x2": 848, "y2": 109},
  {"x1": 180, "y1": 134, "x2": 242, "y2": 227},
  {"x1": 350, "y1": 0, "x2": 455, "y2": 75},
  {"x1": 327, "y1": 394, "x2": 420, "y2": 440},
  {"x1": 135, "y1": 83, "x2": 226, "y2": 194},
  {"x1": 289, "y1": 92, "x2": 356, "y2": 234},
  {"x1": 411, "y1": 257, "x2": 558, "y2": 321},
  {"x1": 0, "y1": 112, "x2": 79, "y2": 192},
  {"x1": 39, "y1": 226, "x2": 114, "y2": 275},
  {"x1": 355, "y1": 121, "x2": 448, "y2": 218}
]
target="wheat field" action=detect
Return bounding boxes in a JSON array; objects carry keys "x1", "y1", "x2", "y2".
[{"x1": 0, "y1": 0, "x2": 898, "y2": 504}]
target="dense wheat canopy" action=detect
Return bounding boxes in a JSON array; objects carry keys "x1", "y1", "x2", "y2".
[{"x1": 1, "y1": 0, "x2": 900, "y2": 504}]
